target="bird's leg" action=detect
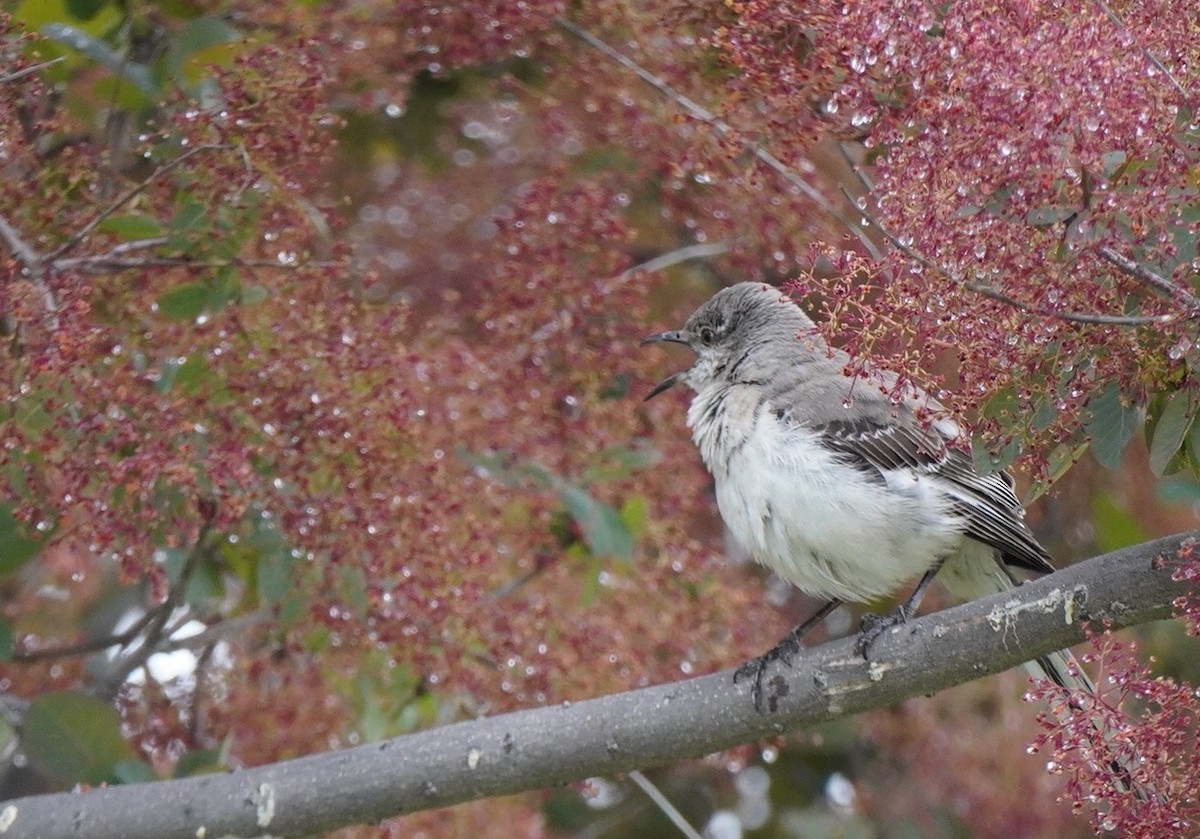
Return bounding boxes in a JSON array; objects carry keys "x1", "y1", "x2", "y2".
[
  {"x1": 855, "y1": 560, "x2": 945, "y2": 658},
  {"x1": 734, "y1": 599, "x2": 842, "y2": 712}
]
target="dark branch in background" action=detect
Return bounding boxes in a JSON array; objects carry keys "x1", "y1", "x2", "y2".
[
  {"x1": 1091, "y1": 0, "x2": 1188, "y2": 99},
  {"x1": 1, "y1": 534, "x2": 1192, "y2": 839},
  {"x1": 14, "y1": 525, "x2": 217, "y2": 697},
  {"x1": 554, "y1": 17, "x2": 886, "y2": 262}
]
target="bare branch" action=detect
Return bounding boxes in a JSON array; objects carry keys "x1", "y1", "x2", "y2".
[
  {"x1": 13, "y1": 610, "x2": 155, "y2": 663},
  {"x1": 0, "y1": 213, "x2": 61, "y2": 323},
  {"x1": 838, "y1": 188, "x2": 1178, "y2": 326},
  {"x1": 16, "y1": 526, "x2": 215, "y2": 682},
  {"x1": 1095, "y1": 245, "x2": 1200, "y2": 310},
  {"x1": 0, "y1": 215, "x2": 43, "y2": 271},
  {"x1": 46, "y1": 144, "x2": 232, "y2": 262},
  {"x1": 629, "y1": 770, "x2": 703, "y2": 839},
  {"x1": 53, "y1": 254, "x2": 335, "y2": 275},
  {"x1": 0, "y1": 57, "x2": 65, "y2": 85},
  {"x1": 1091, "y1": 0, "x2": 1188, "y2": 99},
  {"x1": 554, "y1": 17, "x2": 885, "y2": 262},
  {"x1": 601, "y1": 242, "x2": 729, "y2": 293},
  {"x1": 0, "y1": 532, "x2": 1192, "y2": 839}
]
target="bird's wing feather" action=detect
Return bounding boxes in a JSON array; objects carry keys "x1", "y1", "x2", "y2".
[{"x1": 789, "y1": 414, "x2": 1054, "y2": 575}]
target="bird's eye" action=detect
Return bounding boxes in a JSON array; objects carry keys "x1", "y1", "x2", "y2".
[{"x1": 698, "y1": 326, "x2": 716, "y2": 346}]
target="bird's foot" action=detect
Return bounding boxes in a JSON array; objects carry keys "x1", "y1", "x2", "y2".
[
  {"x1": 733, "y1": 633, "x2": 802, "y2": 713},
  {"x1": 854, "y1": 608, "x2": 910, "y2": 659}
]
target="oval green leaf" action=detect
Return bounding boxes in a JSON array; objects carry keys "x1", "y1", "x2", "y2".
[
  {"x1": 559, "y1": 485, "x2": 634, "y2": 560},
  {"x1": 1149, "y1": 388, "x2": 1198, "y2": 476},
  {"x1": 1085, "y1": 382, "x2": 1141, "y2": 469},
  {"x1": 157, "y1": 282, "x2": 208, "y2": 320},
  {"x1": 0, "y1": 505, "x2": 44, "y2": 576},
  {"x1": 23, "y1": 692, "x2": 137, "y2": 786},
  {"x1": 97, "y1": 214, "x2": 164, "y2": 241}
]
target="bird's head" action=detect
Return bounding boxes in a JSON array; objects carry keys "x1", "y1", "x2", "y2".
[{"x1": 642, "y1": 282, "x2": 821, "y2": 399}]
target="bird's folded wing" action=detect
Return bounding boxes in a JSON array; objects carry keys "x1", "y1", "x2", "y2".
[{"x1": 801, "y1": 415, "x2": 1056, "y2": 575}]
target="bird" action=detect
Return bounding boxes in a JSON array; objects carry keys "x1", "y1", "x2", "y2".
[{"x1": 642, "y1": 281, "x2": 1147, "y2": 796}]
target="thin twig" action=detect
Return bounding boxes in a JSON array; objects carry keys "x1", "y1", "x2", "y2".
[
  {"x1": 0, "y1": 213, "x2": 61, "y2": 325},
  {"x1": 53, "y1": 255, "x2": 335, "y2": 274},
  {"x1": 838, "y1": 187, "x2": 1177, "y2": 326},
  {"x1": 156, "y1": 610, "x2": 269, "y2": 655},
  {"x1": 836, "y1": 141, "x2": 876, "y2": 193},
  {"x1": 47, "y1": 144, "x2": 232, "y2": 261},
  {"x1": 0, "y1": 57, "x2": 65, "y2": 85},
  {"x1": 554, "y1": 17, "x2": 884, "y2": 261},
  {"x1": 16, "y1": 526, "x2": 216, "y2": 666},
  {"x1": 1095, "y1": 245, "x2": 1200, "y2": 309},
  {"x1": 14, "y1": 606, "x2": 158, "y2": 663},
  {"x1": 1091, "y1": 0, "x2": 1188, "y2": 99},
  {"x1": 601, "y1": 242, "x2": 729, "y2": 293},
  {"x1": 0, "y1": 214, "x2": 43, "y2": 270},
  {"x1": 188, "y1": 641, "x2": 217, "y2": 741},
  {"x1": 627, "y1": 770, "x2": 704, "y2": 839}
]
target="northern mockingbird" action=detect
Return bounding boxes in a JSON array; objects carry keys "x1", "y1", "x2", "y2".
[{"x1": 642, "y1": 282, "x2": 1091, "y2": 711}]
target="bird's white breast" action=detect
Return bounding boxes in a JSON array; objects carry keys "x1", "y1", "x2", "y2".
[{"x1": 687, "y1": 385, "x2": 965, "y2": 603}]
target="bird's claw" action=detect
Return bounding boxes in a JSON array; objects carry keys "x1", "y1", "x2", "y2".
[
  {"x1": 733, "y1": 634, "x2": 801, "y2": 713},
  {"x1": 854, "y1": 609, "x2": 908, "y2": 658}
]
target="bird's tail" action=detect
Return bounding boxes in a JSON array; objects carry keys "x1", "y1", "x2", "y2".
[
  {"x1": 941, "y1": 550, "x2": 1154, "y2": 802},
  {"x1": 1025, "y1": 647, "x2": 1152, "y2": 801}
]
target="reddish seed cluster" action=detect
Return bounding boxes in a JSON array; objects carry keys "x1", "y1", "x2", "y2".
[
  {"x1": 1028, "y1": 633, "x2": 1200, "y2": 837},
  {"x1": 2, "y1": 3, "x2": 1198, "y2": 835},
  {"x1": 717, "y1": 0, "x2": 1199, "y2": 471}
]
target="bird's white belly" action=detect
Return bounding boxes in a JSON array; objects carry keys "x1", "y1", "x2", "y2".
[{"x1": 707, "y1": 411, "x2": 964, "y2": 603}]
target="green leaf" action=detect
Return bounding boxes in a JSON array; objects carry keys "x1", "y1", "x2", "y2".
[
  {"x1": 619, "y1": 495, "x2": 648, "y2": 540},
  {"x1": 255, "y1": 545, "x2": 292, "y2": 607},
  {"x1": 23, "y1": 692, "x2": 137, "y2": 786},
  {"x1": 337, "y1": 564, "x2": 369, "y2": 618},
  {"x1": 173, "y1": 748, "x2": 225, "y2": 777},
  {"x1": 167, "y1": 201, "x2": 207, "y2": 249},
  {"x1": 1026, "y1": 206, "x2": 1075, "y2": 226},
  {"x1": 167, "y1": 16, "x2": 239, "y2": 84},
  {"x1": 97, "y1": 214, "x2": 164, "y2": 241},
  {"x1": 971, "y1": 434, "x2": 1019, "y2": 476},
  {"x1": 558, "y1": 485, "x2": 634, "y2": 560},
  {"x1": 40, "y1": 23, "x2": 157, "y2": 94},
  {"x1": 1085, "y1": 382, "x2": 1141, "y2": 469},
  {"x1": 1149, "y1": 389, "x2": 1198, "y2": 476},
  {"x1": 0, "y1": 619, "x2": 13, "y2": 662},
  {"x1": 157, "y1": 282, "x2": 209, "y2": 320},
  {"x1": 0, "y1": 505, "x2": 44, "y2": 576},
  {"x1": 66, "y1": 0, "x2": 109, "y2": 21},
  {"x1": 156, "y1": 355, "x2": 213, "y2": 396},
  {"x1": 111, "y1": 759, "x2": 157, "y2": 784},
  {"x1": 241, "y1": 284, "x2": 270, "y2": 306},
  {"x1": 1027, "y1": 441, "x2": 1089, "y2": 501},
  {"x1": 1092, "y1": 492, "x2": 1147, "y2": 553}
]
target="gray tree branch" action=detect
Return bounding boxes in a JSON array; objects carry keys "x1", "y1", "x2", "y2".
[{"x1": 1, "y1": 532, "x2": 1194, "y2": 839}]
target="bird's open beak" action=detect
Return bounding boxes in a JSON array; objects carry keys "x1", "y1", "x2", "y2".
[{"x1": 641, "y1": 330, "x2": 690, "y2": 400}]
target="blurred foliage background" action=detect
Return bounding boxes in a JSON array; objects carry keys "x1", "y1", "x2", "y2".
[{"x1": 0, "y1": 1, "x2": 1198, "y2": 837}]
